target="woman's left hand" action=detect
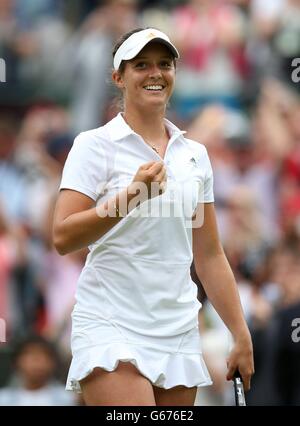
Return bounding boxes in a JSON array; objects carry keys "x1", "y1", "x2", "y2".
[{"x1": 226, "y1": 334, "x2": 254, "y2": 392}]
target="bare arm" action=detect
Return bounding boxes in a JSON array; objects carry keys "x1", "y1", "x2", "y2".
[
  {"x1": 192, "y1": 203, "x2": 254, "y2": 391},
  {"x1": 52, "y1": 188, "x2": 130, "y2": 255}
]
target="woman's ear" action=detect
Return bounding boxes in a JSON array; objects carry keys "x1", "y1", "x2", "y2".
[{"x1": 112, "y1": 70, "x2": 125, "y2": 90}]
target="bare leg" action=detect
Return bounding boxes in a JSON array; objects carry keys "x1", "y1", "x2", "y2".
[
  {"x1": 80, "y1": 361, "x2": 156, "y2": 406},
  {"x1": 153, "y1": 385, "x2": 197, "y2": 406}
]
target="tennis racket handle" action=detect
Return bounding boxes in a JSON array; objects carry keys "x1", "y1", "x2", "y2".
[{"x1": 233, "y1": 371, "x2": 247, "y2": 406}]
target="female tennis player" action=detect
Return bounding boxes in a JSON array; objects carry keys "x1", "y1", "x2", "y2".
[{"x1": 53, "y1": 28, "x2": 254, "y2": 406}]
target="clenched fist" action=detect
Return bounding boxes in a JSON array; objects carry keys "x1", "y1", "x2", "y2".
[{"x1": 129, "y1": 161, "x2": 167, "y2": 202}]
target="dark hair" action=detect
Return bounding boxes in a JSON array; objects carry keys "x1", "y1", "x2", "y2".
[
  {"x1": 11, "y1": 334, "x2": 59, "y2": 366},
  {"x1": 112, "y1": 27, "x2": 177, "y2": 74}
]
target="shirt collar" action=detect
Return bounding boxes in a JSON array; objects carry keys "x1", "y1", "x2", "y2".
[{"x1": 105, "y1": 112, "x2": 187, "y2": 144}]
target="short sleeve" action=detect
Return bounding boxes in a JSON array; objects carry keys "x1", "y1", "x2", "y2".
[
  {"x1": 59, "y1": 132, "x2": 107, "y2": 201},
  {"x1": 203, "y1": 146, "x2": 214, "y2": 203}
]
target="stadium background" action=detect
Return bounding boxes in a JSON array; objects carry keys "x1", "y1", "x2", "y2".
[{"x1": 0, "y1": 0, "x2": 300, "y2": 405}]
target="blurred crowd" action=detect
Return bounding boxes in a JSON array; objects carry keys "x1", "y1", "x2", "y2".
[{"x1": 0, "y1": 0, "x2": 300, "y2": 406}]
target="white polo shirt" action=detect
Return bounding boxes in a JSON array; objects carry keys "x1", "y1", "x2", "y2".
[{"x1": 59, "y1": 113, "x2": 214, "y2": 337}]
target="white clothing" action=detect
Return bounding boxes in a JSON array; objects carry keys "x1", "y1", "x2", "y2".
[
  {"x1": 251, "y1": 0, "x2": 285, "y2": 20},
  {"x1": 59, "y1": 113, "x2": 214, "y2": 390},
  {"x1": 0, "y1": 383, "x2": 76, "y2": 406},
  {"x1": 66, "y1": 318, "x2": 212, "y2": 392}
]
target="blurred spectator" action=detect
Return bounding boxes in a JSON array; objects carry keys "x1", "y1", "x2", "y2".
[
  {"x1": 1, "y1": 108, "x2": 75, "y2": 340},
  {"x1": 69, "y1": 0, "x2": 140, "y2": 133},
  {"x1": 0, "y1": 199, "x2": 27, "y2": 332},
  {"x1": 221, "y1": 185, "x2": 270, "y2": 281},
  {"x1": 13, "y1": 105, "x2": 69, "y2": 234},
  {"x1": 0, "y1": 195, "x2": 45, "y2": 340},
  {"x1": 188, "y1": 107, "x2": 280, "y2": 241},
  {"x1": 198, "y1": 274, "x2": 257, "y2": 406},
  {"x1": 279, "y1": 102, "x2": 300, "y2": 246},
  {"x1": 0, "y1": 335, "x2": 77, "y2": 405},
  {"x1": 0, "y1": 0, "x2": 20, "y2": 89},
  {"x1": 37, "y1": 192, "x2": 86, "y2": 354},
  {"x1": 273, "y1": 0, "x2": 300, "y2": 89},
  {"x1": 247, "y1": 247, "x2": 300, "y2": 405},
  {"x1": 247, "y1": 0, "x2": 300, "y2": 97},
  {"x1": 253, "y1": 79, "x2": 295, "y2": 163},
  {"x1": 46, "y1": 133, "x2": 73, "y2": 167},
  {"x1": 15, "y1": 0, "x2": 65, "y2": 28},
  {"x1": 246, "y1": 0, "x2": 284, "y2": 93},
  {"x1": 0, "y1": 115, "x2": 28, "y2": 223},
  {"x1": 170, "y1": 0, "x2": 249, "y2": 120},
  {"x1": 0, "y1": 0, "x2": 72, "y2": 105}
]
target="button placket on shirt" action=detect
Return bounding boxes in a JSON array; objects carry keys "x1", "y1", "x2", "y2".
[
  {"x1": 163, "y1": 155, "x2": 179, "y2": 202},
  {"x1": 164, "y1": 133, "x2": 182, "y2": 179}
]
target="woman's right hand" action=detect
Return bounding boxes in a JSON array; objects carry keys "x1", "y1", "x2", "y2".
[{"x1": 129, "y1": 161, "x2": 167, "y2": 202}]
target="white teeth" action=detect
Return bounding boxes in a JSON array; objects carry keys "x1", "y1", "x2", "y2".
[{"x1": 144, "y1": 85, "x2": 163, "y2": 91}]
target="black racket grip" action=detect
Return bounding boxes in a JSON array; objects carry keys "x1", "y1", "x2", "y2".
[{"x1": 233, "y1": 370, "x2": 246, "y2": 406}]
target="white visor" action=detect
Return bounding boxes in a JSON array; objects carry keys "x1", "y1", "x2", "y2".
[{"x1": 113, "y1": 28, "x2": 180, "y2": 70}]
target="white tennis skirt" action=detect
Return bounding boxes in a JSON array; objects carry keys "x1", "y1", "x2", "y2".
[{"x1": 66, "y1": 316, "x2": 212, "y2": 393}]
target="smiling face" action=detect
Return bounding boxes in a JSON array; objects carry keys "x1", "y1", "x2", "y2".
[{"x1": 112, "y1": 41, "x2": 176, "y2": 114}]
